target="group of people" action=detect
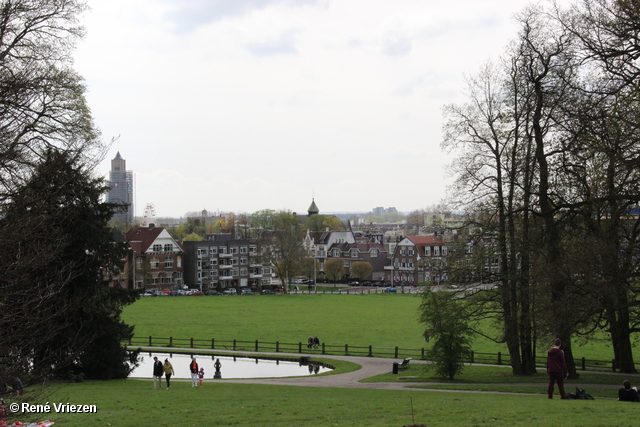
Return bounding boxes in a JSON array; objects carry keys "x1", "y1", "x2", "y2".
[
  {"x1": 153, "y1": 356, "x2": 214, "y2": 389},
  {"x1": 153, "y1": 357, "x2": 175, "y2": 389},
  {"x1": 547, "y1": 338, "x2": 639, "y2": 402},
  {"x1": 307, "y1": 336, "x2": 320, "y2": 350}
]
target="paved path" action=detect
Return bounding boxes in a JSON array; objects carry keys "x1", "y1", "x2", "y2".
[{"x1": 135, "y1": 346, "x2": 622, "y2": 395}]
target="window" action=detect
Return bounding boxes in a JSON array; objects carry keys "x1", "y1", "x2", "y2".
[
  {"x1": 211, "y1": 258, "x2": 218, "y2": 265},
  {"x1": 231, "y1": 269, "x2": 238, "y2": 276},
  {"x1": 240, "y1": 258, "x2": 247, "y2": 265},
  {"x1": 343, "y1": 260, "x2": 349, "y2": 267},
  {"x1": 434, "y1": 247, "x2": 440, "y2": 256},
  {"x1": 232, "y1": 258, "x2": 238, "y2": 265},
  {"x1": 219, "y1": 247, "x2": 227, "y2": 254},
  {"x1": 332, "y1": 249, "x2": 340, "y2": 257},
  {"x1": 370, "y1": 249, "x2": 378, "y2": 257},
  {"x1": 165, "y1": 257, "x2": 173, "y2": 268},
  {"x1": 230, "y1": 247, "x2": 238, "y2": 254},
  {"x1": 152, "y1": 244, "x2": 162, "y2": 252},
  {"x1": 424, "y1": 247, "x2": 431, "y2": 257},
  {"x1": 210, "y1": 247, "x2": 217, "y2": 254},
  {"x1": 263, "y1": 267, "x2": 271, "y2": 274},
  {"x1": 350, "y1": 249, "x2": 358, "y2": 258},
  {"x1": 164, "y1": 244, "x2": 173, "y2": 252},
  {"x1": 240, "y1": 247, "x2": 248, "y2": 254},
  {"x1": 177, "y1": 256, "x2": 182, "y2": 267},
  {"x1": 150, "y1": 258, "x2": 159, "y2": 268},
  {"x1": 136, "y1": 258, "x2": 142, "y2": 269},
  {"x1": 211, "y1": 269, "x2": 218, "y2": 277},
  {"x1": 240, "y1": 268, "x2": 248, "y2": 276},
  {"x1": 442, "y1": 246, "x2": 448, "y2": 256}
]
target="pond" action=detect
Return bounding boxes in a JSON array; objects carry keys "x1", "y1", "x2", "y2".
[{"x1": 130, "y1": 352, "x2": 333, "y2": 379}]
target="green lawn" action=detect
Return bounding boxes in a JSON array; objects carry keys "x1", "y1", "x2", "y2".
[
  {"x1": 7, "y1": 294, "x2": 635, "y2": 426},
  {"x1": 123, "y1": 294, "x2": 623, "y2": 363},
  {"x1": 17, "y1": 379, "x2": 639, "y2": 427}
]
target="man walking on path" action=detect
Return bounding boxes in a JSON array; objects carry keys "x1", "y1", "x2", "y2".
[
  {"x1": 547, "y1": 338, "x2": 569, "y2": 399},
  {"x1": 152, "y1": 357, "x2": 163, "y2": 390},
  {"x1": 190, "y1": 357, "x2": 199, "y2": 387}
]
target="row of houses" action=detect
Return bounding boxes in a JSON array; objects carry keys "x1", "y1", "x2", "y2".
[{"x1": 110, "y1": 223, "x2": 453, "y2": 291}]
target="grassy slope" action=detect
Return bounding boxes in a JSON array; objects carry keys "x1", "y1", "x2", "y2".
[
  {"x1": 40, "y1": 379, "x2": 638, "y2": 427},
  {"x1": 123, "y1": 294, "x2": 623, "y2": 362}
]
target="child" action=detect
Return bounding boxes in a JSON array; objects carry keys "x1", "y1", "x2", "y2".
[{"x1": 198, "y1": 367, "x2": 205, "y2": 387}]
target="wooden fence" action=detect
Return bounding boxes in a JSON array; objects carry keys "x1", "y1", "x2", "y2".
[{"x1": 125, "y1": 335, "x2": 633, "y2": 373}]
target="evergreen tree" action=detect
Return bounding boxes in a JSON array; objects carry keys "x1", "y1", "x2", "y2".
[{"x1": 0, "y1": 149, "x2": 139, "y2": 383}]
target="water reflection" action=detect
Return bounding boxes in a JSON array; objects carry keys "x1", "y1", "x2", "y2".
[{"x1": 130, "y1": 352, "x2": 332, "y2": 379}]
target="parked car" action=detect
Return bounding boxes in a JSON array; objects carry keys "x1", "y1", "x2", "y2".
[
  {"x1": 205, "y1": 290, "x2": 222, "y2": 296},
  {"x1": 261, "y1": 289, "x2": 275, "y2": 295},
  {"x1": 349, "y1": 281, "x2": 360, "y2": 286},
  {"x1": 383, "y1": 287, "x2": 397, "y2": 293},
  {"x1": 241, "y1": 288, "x2": 254, "y2": 295},
  {"x1": 223, "y1": 288, "x2": 237, "y2": 295},
  {"x1": 174, "y1": 289, "x2": 186, "y2": 296},
  {"x1": 186, "y1": 289, "x2": 203, "y2": 296},
  {"x1": 161, "y1": 289, "x2": 171, "y2": 295},
  {"x1": 153, "y1": 290, "x2": 168, "y2": 296}
]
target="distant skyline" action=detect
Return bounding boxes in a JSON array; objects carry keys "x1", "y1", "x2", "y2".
[{"x1": 74, "y1": 0, "x2": 569, "y2": 218}]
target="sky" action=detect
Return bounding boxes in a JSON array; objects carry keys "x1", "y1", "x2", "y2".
[{"x1": 73, "y1": 0, "x2": 558, "y2": 218}]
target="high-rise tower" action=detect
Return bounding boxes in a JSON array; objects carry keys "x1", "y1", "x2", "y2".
[{"x1": 107, "y1": 151, "x2": 134, "y2": 224}]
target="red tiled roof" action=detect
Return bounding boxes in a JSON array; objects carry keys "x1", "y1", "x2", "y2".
[
  {"x1": 407, "y1": 235, "x2": 444, "y2": 246},
  {"x1": 125, "y1": 226, "x2": 164, "y2": 254}
]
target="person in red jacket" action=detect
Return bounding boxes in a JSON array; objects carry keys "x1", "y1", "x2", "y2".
[
  {"x1": 189, "y1": 357, "x2": 199, "y2": 387},
  {"x1": 547, "y1": 338, "x2": 569, "y2": 399}
]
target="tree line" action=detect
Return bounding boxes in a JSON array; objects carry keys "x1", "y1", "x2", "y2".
[{"x1": 440, "y1": 0, "x2": 640, "y2": 376}]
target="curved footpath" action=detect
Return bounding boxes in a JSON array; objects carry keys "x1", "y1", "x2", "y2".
[{"x1": 134, "y1": 346, "x2": 620, "y2": 395}]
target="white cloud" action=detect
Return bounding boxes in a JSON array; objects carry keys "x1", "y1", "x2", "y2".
[{"x1": 76, "y1": 0, "x2": 569, "y2": 217}]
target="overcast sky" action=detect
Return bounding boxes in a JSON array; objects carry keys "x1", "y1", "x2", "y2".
[{"x1": 74, "y1": 0, "x2": 557, "y2": 218}]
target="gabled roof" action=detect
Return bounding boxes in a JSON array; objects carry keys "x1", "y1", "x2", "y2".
[{"x1": 124, "y1": 225, "x2": 184, "y2": 254}]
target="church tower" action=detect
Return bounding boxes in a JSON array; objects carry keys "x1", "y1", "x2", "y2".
[{"x1": 107, "y1": 152, "x2": 134, "y2": 224}]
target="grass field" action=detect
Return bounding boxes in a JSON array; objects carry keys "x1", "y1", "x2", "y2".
[
  {"x1": 7, "y1": 294, "x2": 638, "y2": 426},
  {"x1": 123, "y1": 294, "x2": 623, "y2": 362},
  {"x1": 25, "y1": 379, "x2": 640, "y2": 427}
]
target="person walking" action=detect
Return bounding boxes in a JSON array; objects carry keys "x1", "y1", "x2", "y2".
[
  {"x1": 163, "y1": 359, "x2": 175, "y2": 389},
  {"x1": 547, "y1": 338, "x2": 569, "y2": 399},
  {"x1": 152, "y1": 357, "x2": 163, "y2": 390},
  {"x1": 189, "y1": 357, "x2": 199, "y2": 387},
  {"x1": 198, "y1": 367, "x2": 205, "y2": 387}
]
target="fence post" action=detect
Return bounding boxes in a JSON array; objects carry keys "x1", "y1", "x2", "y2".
[
  {"x1": 298, "y1": 342, "x2": 302, "y2": 353},
  {"x1": 211, "y1": 339, "x2": 215, "y2": 349},
  {"x1": 322, "y1": 342, "x2": 325, "y2": 354},
  {"x1": 582, "y1": 357, "x2": 586, "y2": 371},
  {"x1": 190, "y1": 338, "x2": 194, "y2": 348},
  {"x1": 276, "y1": 341, "x2": 280, "y2": 352},
  {"x1": 498, "y1": 352, "x2": 502, "y2": 365},
  {"x1": 612, "y1": 359, "x2": 616, "y2": 372},
  {"x1": 169, "y1": 337, "x2": 173, "y2": 347},
  {"x1": 471, "y1": 351, "x2": 474, "y2": 363},
  {"x1": 255, "y1": 340, "x2": 259, "y2": 352},
  {"x1": 149, "y1": 336, "x2": 152, "y2": 346},
  {"x1": 395, "y1": 346, "x2": 399, "y2": 358},
  {"x1": 369, "y1": 345, "x2": 373, "y2": 357},
  {"x1": 233, "y1": 340, "x2": 237, "y2": 351},
  {"x1": 421, "y1": 348, "x2": 424, "y2": 358},
  {"x1": 345, "y1": 344, "x2": 348, "y2": 355}
]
